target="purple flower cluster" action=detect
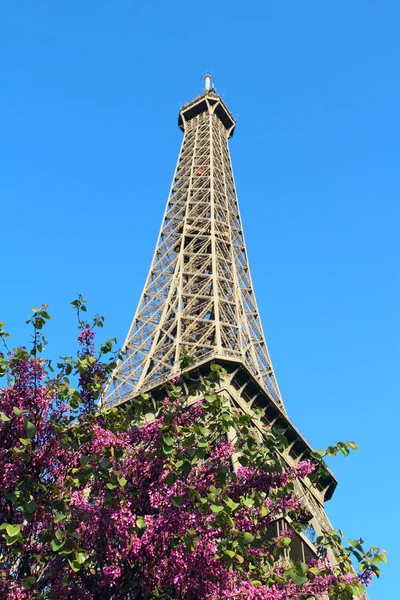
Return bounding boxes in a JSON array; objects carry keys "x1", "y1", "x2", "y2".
[
  {"x1": 78, "y1": 327, "x2": 95, "y2": 356},
  {"x1": 358, "y1": 569, "x2": 374, "y2": 587},
  {"x1": 0, "y1": 350, "x2": 378, "y2": 599}
]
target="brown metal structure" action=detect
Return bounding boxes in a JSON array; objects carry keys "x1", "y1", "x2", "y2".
[{"x1": 103, "y1": 81, "x2": 366, "y2": 596}]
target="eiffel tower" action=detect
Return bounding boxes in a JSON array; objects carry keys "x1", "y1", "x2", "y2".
[
  {"x1": 105, "y1": 76, "x2": 283, "y2": 411},
  {"x1": 103, "y1": 77, "x2": 363, "y2": 588}
]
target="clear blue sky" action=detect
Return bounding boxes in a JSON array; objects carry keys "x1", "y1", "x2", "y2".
[{"x1": 1, "y1": 2, "x2": 398, "y2": 597}]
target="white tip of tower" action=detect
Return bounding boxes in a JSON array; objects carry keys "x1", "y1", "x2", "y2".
[{"x1": 202, "y1": 73, "x2": 214, "y2": 91}]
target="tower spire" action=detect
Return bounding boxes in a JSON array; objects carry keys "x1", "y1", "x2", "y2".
[
  {"x1": 203, "y1": 73, "x2": 213, "y2": 91},
  {"x1": 104, "y1": 85, "x2": 283, "y2": 410}
]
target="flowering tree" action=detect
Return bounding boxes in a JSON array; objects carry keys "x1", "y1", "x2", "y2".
[{"x1": 0, "y1": 299, "x2": 385, "y2": 599}]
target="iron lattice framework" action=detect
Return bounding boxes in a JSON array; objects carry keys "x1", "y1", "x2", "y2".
[{"x1": 104, "y1": 88, "x2": 283, "y2": 410}]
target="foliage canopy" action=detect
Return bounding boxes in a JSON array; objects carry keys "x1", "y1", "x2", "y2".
[{"x1": 0, "y1": 299, "x2": 385, "y2": 599}]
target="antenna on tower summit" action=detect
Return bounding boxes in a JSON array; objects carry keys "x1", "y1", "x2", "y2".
[{"x1": 202, "y1": 73, "x2": 214, "y2": 91}]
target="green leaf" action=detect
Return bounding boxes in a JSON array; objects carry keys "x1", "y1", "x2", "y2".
[
  {"x1": 181, "y1": 460, "x2": 191, "y2": 477},
  {"x1": 5, "y1": 524, "x2": 21, "y2": 537},
  {"x1": 13, "y1": 406, "x2": 22, "y2": 416},
  {"x1": 136, "y1": 517, "x2": 146, "y2": 530},
  {"x1": 310, "y1": 451, "x2": 323, "y2": 461},
  {"x1": 163, "y1": 434, "x2": 174, "y2": 446},
  {"x1": 106, "y1": 483, "x2": 117, "y2": 490},
  {"x1": 327, "y1": 445, "x2": 339, "y2": 456},
  {"x1": 240, "y1": 532, "x2": 254, "y2": 544},
  {"x1": 348, "y1": 441, "x2": 358, "y2": 451},
  {"x1": 0, "y1": 412, "x2": 10, "y2": 422},
  {"x1": 165, "y1": 471, "x2": 178, "y2": 486},
  {"x1": 25, "y1": 502, "x2": 37, "y2": 513},
  {"x1": 79, "y1": 456, "x2": 91, "y2": 466},
  {"x1": 3, "y1": 533, "x2": 20, "y2": 545},
  {"x1": 251, "y1": 580, "x2": 262, "y2": 587},
  {"x1": 297, "y1": 562, "x2": 308, "y2": 575},
  {"x1": 22, "y1": 576, "x2": 36, "y2": 590},
  {"x1": 289, "y1": 570, "x2": 307, "y2": 586},
  {"x1": 272, "y1": 426, "x2": 286, "y2": 435},
  {"x1": 52, "y1": 538, "x2": 65, "y2": 551},
  {"x1": 68, "y1": 559, "x2": 82, "y2": 572},
  {"x1": 54, "y1": 513, "x2": 66, "y2": 523},
  {"x1": 283, "y1": 536, "x2": 292, "y2": 546},
  {"x1": 172, "y1": 495, "x2": 185, "y2": 507},
  {"x1": 337, "y1": 442, "x2": 350, "y2": 456},
  {"x1": 242, "y1": 497, "x2": 254, "y2": 508},
  {"x1": 118, "y1": 477, "x2": 127, "y2": 487},
  {"x1": 224, "y1": 497, "x2": 240, "y2": 512},
  {"x1": 24, "y1": 419, "x2": 36, "y2": 438},
  {"x1": 76, "y1": 551, "x2": 87, "y2": 564}
]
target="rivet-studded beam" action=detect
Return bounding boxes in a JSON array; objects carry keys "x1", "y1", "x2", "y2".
[{"x1": 104, "y1": 90, "x2": 284, "y2": 411}]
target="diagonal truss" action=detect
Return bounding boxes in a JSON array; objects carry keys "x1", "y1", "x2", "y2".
[{"x1": 104, "y1": 88, "x2": 284, "y2": 411}]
